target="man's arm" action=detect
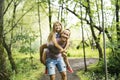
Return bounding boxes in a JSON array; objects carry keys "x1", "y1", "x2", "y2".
[
  {"x1": 39, "y1": 43, "x2": 47, "y2": 63},
  {"x1": 64, "y1": 39, "x2": 70, "y2": 50}
]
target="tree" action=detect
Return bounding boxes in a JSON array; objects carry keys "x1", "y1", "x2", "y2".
[
  {"x1": 64, "y1": 0, "x2": 103, "y2": 60},
  {"x1": 0, "y1": 0, "x2": 9, "y2": 79},
  {"x1": 48, "y1": 0, "x2": 52, "y2": 31},
  {"x1": 3, "y1": 1, "x2": 18, "y2": 73},
  {"x1": 3, "y1": 0, "x2": 34, "y2": 73},
  {"x1": 116, "y1": 0, "x2": 120, "y2": 43},
  {"x1": 80, "y1": 2, "x2": 87, "y2": 71},
  {"x1": 37, "y1": 0, "x2": 42, "y2": 45}
]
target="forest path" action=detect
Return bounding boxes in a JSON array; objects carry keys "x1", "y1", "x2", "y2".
[{"x1": 39, "y1": 58, "x2": 98, "y2": 80}]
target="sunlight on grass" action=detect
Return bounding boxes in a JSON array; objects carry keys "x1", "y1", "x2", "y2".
[
  {"x1": 67, "y1": 47, "x2": 111, "y2": 58},
  {"x1": 67, "y1": 47, "x2": 99, "y2": 58}
]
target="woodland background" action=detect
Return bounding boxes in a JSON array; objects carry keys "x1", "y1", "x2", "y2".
[{"x1": 0, "y1": 0, "x2": 120, "y2": 80}]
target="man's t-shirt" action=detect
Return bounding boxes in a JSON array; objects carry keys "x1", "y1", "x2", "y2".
[{"x1": 46, "y1": 38, "x2": 66, "y2": 59}]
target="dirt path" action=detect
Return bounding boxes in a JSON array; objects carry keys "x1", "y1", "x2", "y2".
[{"x1": 39, "y1": 58, "x2": 98, "y2": 80}]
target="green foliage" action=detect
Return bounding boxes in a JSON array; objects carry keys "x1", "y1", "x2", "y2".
[
  {"x1": 108, "y1": 56, "x2": 120, "y2": 73},
  {"x1": 19, "y1": 46, "x2": 34, "y2": 53},
  {"x1": 107, "y1": 51, "x2": 120, "y2": 75},
  {"x1": 9, "y1": 53, "x2": 44, "y2": 80},
  {"x1": 77, "y1": 62, "x2": 120, "y2": 80}
]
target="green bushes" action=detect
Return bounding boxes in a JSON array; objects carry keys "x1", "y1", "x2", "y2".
[{"x1": 9, "y1": 53, "x2": 44, "y2": 80}]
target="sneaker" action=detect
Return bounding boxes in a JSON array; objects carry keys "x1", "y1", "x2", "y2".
[
  {"x1": 67, "y1": 67, "x2": 73, "y2": 73},
  {"x1": 44, "y1": 67, "x2": 48, "y2": 74}
]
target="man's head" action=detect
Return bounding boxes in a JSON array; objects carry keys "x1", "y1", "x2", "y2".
[{"x1": 60, "y1": 29, "x2": 71, "y2": 42}]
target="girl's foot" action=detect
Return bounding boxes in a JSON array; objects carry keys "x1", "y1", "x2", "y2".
[
  {"x1": 67, "y1": 66, "x2": 73, "y2": 73},
  {"x1": 44, "y1": 67, "x2": 48, "y2": 74}
]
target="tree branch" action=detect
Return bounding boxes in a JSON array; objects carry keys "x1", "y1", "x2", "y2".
[
  {"x1": 4, "y1": 7, "x2": 34, "y2": 35},
  {"x1": 3, "y1": 0, "x2": 13, "y2": 15},
  {"x1": 65, "y1": 7, "x2": 103, "y2": 32}
]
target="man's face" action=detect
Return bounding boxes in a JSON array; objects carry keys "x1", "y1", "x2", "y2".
[
  {"x1": 61, "y1": 36, "x2": 68, "y2": 42},
  {"x1": 61, "y1": 30, "x2": 70, "y2": 42}
]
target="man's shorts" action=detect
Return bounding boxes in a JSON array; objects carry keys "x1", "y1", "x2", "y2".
[{"x1": 46, "y1": 57, "x2": 66, "y2": 75}]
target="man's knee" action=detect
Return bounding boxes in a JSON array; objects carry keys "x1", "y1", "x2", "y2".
[
  {"x1": 50, "y1": 75, "x2": 55, "y2": 80},
  {"x1": 61, "y1": 71, "x2": 67, "y2": 77}
]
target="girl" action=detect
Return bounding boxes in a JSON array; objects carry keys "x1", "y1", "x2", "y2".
[{"x1": 40, "y1": 21, "x2": 73, "y2": 73}]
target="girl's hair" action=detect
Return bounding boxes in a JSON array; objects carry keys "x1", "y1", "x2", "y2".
[
  {"x1": 52, "y1": 21, "x2": 63, "y2": 32},
  {"x1": 47, "y1": 21, "x2": 63, "y2": 42}
]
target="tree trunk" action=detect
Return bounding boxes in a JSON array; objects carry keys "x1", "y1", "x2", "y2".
[
  {"x1": 48, "y1": 0, "x2": 52, "y2": 31},
  {"x1": 0, "y1": 0, "x2": 10, "y2": 79},
  {"x1": 87, "y1": 0, "x2": 103, "y2": 60},
  {"x1": 2, "y1": 1, "x2": 18, "y2": 74},
  {"x1": 80, "y1": 3, "x2": 87, "y2": 71},
  {"x1": 116, "y1": 0, "x2": 120, "y2": 43},
  {"x1": 3, "y1": 39, "x2": 17, "y2": 74},
  {"x1": 37, "y1": 0, "x2": 42, "y2": 45}
]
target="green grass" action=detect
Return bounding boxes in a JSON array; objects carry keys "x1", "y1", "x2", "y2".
[
  {"x1": 77, "y1": 66, "x2": 117, "y2": 80},
  {"x1": 9, "y1": 46, "x2": 112, "y2": 80},
  {"x1": 9, "y1": 53, "x2": 45, "y2": 80},
  {"x1": 68, "y1": 47, "x2": 97, "y2": 58},
  {"x1": 67, "y1": 47, "x2": 111, "y2": 58}
]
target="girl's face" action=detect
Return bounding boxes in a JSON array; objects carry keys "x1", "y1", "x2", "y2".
[{"x1": 55, "y1": 24, "x2": 62, "y2": 32}]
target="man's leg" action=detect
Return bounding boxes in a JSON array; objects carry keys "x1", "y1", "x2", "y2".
[
  {"x1": 60, "y1": 71, "x2": 67, "y2": 80},
  {"x1": 46, "y1": 58, "x2": 56, "y2": 79},
  {"x1": 50, "y1": 75, "x2": 55, "y2": 80},
  {"x1": 56, "y1": 57, "x2": 67, "y2": 80}
]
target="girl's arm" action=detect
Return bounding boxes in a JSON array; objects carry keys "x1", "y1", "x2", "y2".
[
  {"x1": 52, "y1": 34, "x2": 64, "y2": 52},
  {"x1": 42, "y1": 50, "x2": 47, "y2": 65}
]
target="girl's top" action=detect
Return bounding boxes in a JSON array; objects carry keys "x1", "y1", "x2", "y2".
[{"x1": 56, "y1": 32, "x2": 60, "y2": 38}]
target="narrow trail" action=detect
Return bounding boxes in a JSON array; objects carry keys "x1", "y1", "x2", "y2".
[{"x1": 39, "y1": 58, "x2": 98, "y2": 80}]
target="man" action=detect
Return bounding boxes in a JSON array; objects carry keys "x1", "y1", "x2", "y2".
[{"x1": 40, "y1": 29, "x2": 71, "y2": 80}]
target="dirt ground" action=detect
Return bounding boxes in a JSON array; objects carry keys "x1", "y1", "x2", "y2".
[{"x1": 39, "y1": 58, "x2": 98, "y2": 80}]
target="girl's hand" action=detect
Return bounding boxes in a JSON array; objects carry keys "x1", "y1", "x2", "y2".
[
  {"x1": 62, "y1": 53, "x2": 67, "y2": 57},
  {"x1": 60, "y1": 49, "x2": 66, "y2": 53}
]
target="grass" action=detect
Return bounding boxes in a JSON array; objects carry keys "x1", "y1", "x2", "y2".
[
  {"x1": 76, "y1": 48, "x2": 117, "y2": 80},
  {"x1": 77, "y1": 67, "x2": 118, "y2": 80},
  {"x1": 9, "y1": 53, "x2": 45, "y2": 80},
  {"x1": 68, "y1": 47, "x2": 97, "y2": 58},
  {"x1": 67, "y1": 47, "x2": 111, "y2": 58},
  {"x1": 9, "y1": 46, "x2": 112, "y2": 80}
]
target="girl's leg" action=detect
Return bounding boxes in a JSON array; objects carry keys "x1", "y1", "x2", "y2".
[
  {"x1": 42, "y1": 51, "x2": 47, "y2": 74},
  {"x1": 62, "y1": 55, "x2": 73, "y2": 73},
  {"x1": 42, "y1": 50, "x2": 47, "y2": 65}
]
